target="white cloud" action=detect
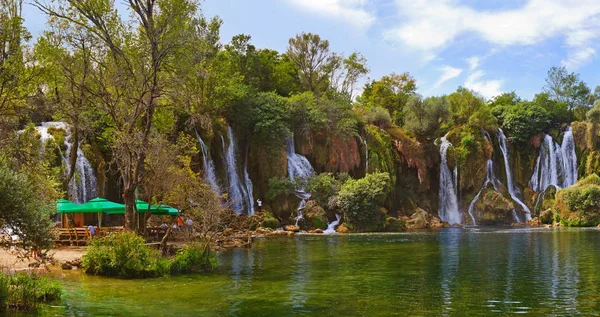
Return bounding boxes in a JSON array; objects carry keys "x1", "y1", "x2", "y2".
[
  {"x1": 465, "y1": 71, "x2": 503, "y2": 99},
  {"x1": 434, "y1": 66, "x2": 462, "y2": 87},
  {"x1": 287, "y1": 0, "x2": 375, "y2": 29},
  {"x1": 386, "y1": 0, "x2": 600, "y2": 66},
  {"x1": 466, "y1": 56, "x2": 480, "y2": 71},
  {"x1": 562, "y1": 47, "x2": 596, "y2": 70}
]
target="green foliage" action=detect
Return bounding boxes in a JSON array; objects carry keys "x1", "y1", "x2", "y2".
[
  {"x1": 0, "y1": 272, "x2": 61, "y2": 311},
  {"x1": 360, "y1": 72, "x2": 417, "y2": 126},
  {"x1": 0, "y1": 156, "x2": 56, "y2": 253},
  {"x1": 447, "y1": 87, "x2": 485, "y2": 125},
  {"x1": 363, "y1": 106, "x2": 392, "y2": 128},
  {"x1": 544, "y1": 66, "x2": 591, "y2": 111},
  {"x1": 554, "y1": 174, "x2": 600, "y2": 227},
  {"x1": 403, "y1": 95, "x2": 450, "y2": 137},
  {"x1": 364, "y1": 125, "x2": 397, "y2": 182},
  {"x1": 170, "y1": 243, "x2": 217, "y2": 275},
  {"x1": 587, "y1": 103, "x2": 600, "y2": 124},
  {"x1": 564, "y1": 185, "x2": 600, "y2": 212},
  {"x1": 337, "y1": 172, "x2": 391, "y2": 230},
  {"x1": 83, "y1": 232, "x2": 170, "y2": 278},
  {"x1": 384, "y1": 217, "x2": 405, "y2": 232},
  {"x1": 287, "y1": 32, "x2": 336, "y2": 93},
  {"x1": 266, "y1": 177, "x2": 296, "y2": 200},
  {"x1": 500, "y1": 103, "x2": 551, "y2": 143},
  {"x1": 308, "y1": 173, "x2": 346, "y2": 208}
]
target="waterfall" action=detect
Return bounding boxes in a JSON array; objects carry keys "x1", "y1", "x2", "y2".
[
  {"x1": 498, "y1": 129, "x2": 531, "y2": 221},
  {"x1": 35, "y1": 122, "x2": 97, "y2": 203},
  {"x1": 286, "y1": 135, "x2": 315, "y2": 224},
  {"x1": 243, "y1": 146, "x2": 255, "y2": 216},
  {"x1": 222, "y1": 126, "x2": 250, "y2": 215},
  {"x1": 323, "y1": 214, "x2": 341, "y2": 234},
  {"x1": 195, "y1": 130, "x2": 221, "y2": 195},
  {"x1": 561, "y1": 126, "x2": 577, "y2": 188},
  {"x1": 438, "y1": 135, "x2": 461, "y2": 225},
  {"x1": 467, "y1": 159, "x2": 499, "y2": 225},
  {"x1": 529, "y1": 127, "x2": 578, "y2": 193}
]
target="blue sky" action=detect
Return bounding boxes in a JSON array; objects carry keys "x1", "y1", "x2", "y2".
[{"x1": 23, "y1": 0, "x2": 600, "y2": 100}]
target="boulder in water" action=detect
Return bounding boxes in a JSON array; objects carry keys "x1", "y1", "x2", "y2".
[
  {"x1": 304, "y1": 201, "x2": 328, "y2": 229},
  {"x1": 309, "y1": 229, "x2": 323, "y2": 234},
  {"x1": 336, "y1": 224, "x2": 349, "y2": 233},
  {"x1": 284, "y1": 225, "x2": 300, "y2": 232},
  {"x1": 407, "y1": 208, "x2": 430, "y2": 229}
]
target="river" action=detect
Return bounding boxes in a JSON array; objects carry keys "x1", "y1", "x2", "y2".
[{"x1": 35, "y1": 227, "x2": 600, "y2": 316}]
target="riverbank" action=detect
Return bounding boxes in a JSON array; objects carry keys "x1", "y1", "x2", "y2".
[{"x1": 0, "y1": 247, "x2": 86, "y2": 271}]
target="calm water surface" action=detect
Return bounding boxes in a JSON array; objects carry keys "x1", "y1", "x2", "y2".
[{"x1": 39, "y1": 227, "x2": 600, "y2": 316}]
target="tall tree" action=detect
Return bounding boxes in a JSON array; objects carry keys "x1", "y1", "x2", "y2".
[
  {"x1": 34, "y1": 0, "x2": 200, "y2": 230},
  {"x1": 287, "y1": 32, "x2": 337, "y2": 94},
  {"x1": 544, "y1": 66, "x2": 590, "y2": 110},
  {"x1": 360, "y1": 72, "x2": 417, "y2": 125},
  {"x1": 0, "y1": 0, "x2": 32, "y2": 135}
]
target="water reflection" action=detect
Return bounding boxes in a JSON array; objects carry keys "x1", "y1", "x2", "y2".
[{"x1": 48, "y1": 228, "x2": 600, "y2": 317}]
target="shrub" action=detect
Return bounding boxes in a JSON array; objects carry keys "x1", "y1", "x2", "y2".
[
  {"x1": 170, "y1": 243, "x2": 217, "y2": 275},
  {"x1": 364, "y1": 106, "x2": 392, "y2": 128},
  {"x1": 384, "y1": 217, "x2": 405, "y2": 232},
  {"x1": 82, "y1": 231, "x2": 169, "y2": 278},
  {"x1": 337, "y1": 172, "x2": 391, "y2": 230},
  {"x1": 0, "y1": 272, "x2": 62, "y2": 311},
  {"x1": 266, "y1": 177, "x2": 296, "y2": 200},
  {"x1": 262, "y1": 214, "x2": 280, "y2": 229}
]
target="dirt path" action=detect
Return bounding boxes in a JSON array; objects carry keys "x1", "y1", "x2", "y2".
[{"x1": 0, "y1": 247, "x2": 87, "y2": 271}]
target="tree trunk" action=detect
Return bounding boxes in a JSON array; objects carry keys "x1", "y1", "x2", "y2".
[{"x1": 123, "y1": 188, "x2": 136, "y2": 231}]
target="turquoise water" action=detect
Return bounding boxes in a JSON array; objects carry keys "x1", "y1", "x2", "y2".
[{"x1": 38, "y1": 228, "x2": 600, "y2": 316}]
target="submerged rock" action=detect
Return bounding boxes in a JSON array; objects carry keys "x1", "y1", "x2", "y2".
[
  {"x1": 284, "y1": 225, "x2": 300, "y2": 232},
  {"x1": 474, "y1": 189, "x2": 515, "y2": 225},
  {"x1": 407, "y1": 208, "x2": 430, "y2": 229}
]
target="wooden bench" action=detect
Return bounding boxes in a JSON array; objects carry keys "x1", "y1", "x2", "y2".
[{"x1": 53, "y1": 228, "x2": 92, "y2": 246}]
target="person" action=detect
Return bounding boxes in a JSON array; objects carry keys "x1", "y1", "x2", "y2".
[
  {"x1": 177, "y1": 216, "x2": 183, "y2": 229},
  {"x1": 185, "y1": 218, "x2": 193, "y2": 236},
  {"x1": 257, "y1": 199, "x2": 262, "y2": 212},
  {"x1": 87, "y1": 225, "x2": 95, "y2": 236},
  {"x1": 160, "y1": 222, "x2": 168, "y2": 228}
]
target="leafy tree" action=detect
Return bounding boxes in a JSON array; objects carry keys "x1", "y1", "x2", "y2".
[
  {"x1": 447, "y1": 87, "x2": 485, "y2": 125},
  {"x1": 35, "y1": 0, "x2": 202, "y2": 230},
  {"x1": 502, "y1": 103, "x2": 550, "y2": 143},
  {"x1": 0, "y1": 0, "x2": 32, "y2": 133},
  {"x1": 360, "y1": 72, "x2": 417, "y2": 125},
  {"x1": 364, "y1": 106, "x2": 392, "y2": 128},
  {"x1": 307, "y1": 173, "x2": 346, "y2": 209},
  {"x1": 403, "y1": 95, "x2": 450, "y2": 137},
  {"x1": 543, "y1": 66, "x2": 590, "y2": 120},
  {"x1": 337, "y1": 172, "x2": 391, "y2": 230},
  {"x1": 287, "y1": 32, "x2": 338, "y2": 93},
  {"x1": 330, "y1": 52, "x2": 368, "y2": 100}
]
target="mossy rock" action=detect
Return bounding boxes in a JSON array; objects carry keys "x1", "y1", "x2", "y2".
[
  {"x1": 304, "y1": 201, "x2": 328, "y2": 229},
  {"x1": 474, "y1": 189, "x2": 514, "y2": 225},
  {"x1": 554, "y1": 175, "x2": 600, "y2": 227},
  {"x1": 262, "y1": 216, "x2": 280, "y2": 229},
  {"x1": 384, "y1": 217, "x2": 405, "y2": 232}
]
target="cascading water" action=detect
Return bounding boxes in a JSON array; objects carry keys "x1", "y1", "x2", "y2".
[
  {"x1": 286, "y1": 135, "x2": 315, "y2": 225},
  {"x1": 467, "y1": 159, "x2": 499, "y2": 225},
  {"x1": 438, "y1": 135, "x2": 461, "y2": 225},
  {"x1": 498, "y1": 129, "x2": 531, "y2": 221},
  {"x1": 195, "y1": 130, "x2": 221, "y2": 195},
  {"x1": 529, "y1": 127, "x2": 578, "y2": 192},
  {"x1": 243, "y1": 147, "x2": 255, "y2": 216},
  {"x1": 35, "y1": 122, "x2": 97, "y2": 203},
  {"x1": 323, "y1": 214, "x2": 341, "y2": 234},
  {"x1": 222, "y1": 126, "x2": 251, "y2": 215},
  {"x1": 561, "y1": 126, "x2": 577, "y2": 188}
]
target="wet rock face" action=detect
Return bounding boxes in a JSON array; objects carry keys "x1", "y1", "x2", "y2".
[
  {"x1": 303, "y1": 200, "x2": 328, "y2": 230},
  {"x1": 475, "y1": 189, "x2": 515, "y2": 225}
]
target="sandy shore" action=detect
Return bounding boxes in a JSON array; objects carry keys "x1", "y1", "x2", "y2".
[{"x1": 0, "y1": 247, "x2": 87, "y2": 271}]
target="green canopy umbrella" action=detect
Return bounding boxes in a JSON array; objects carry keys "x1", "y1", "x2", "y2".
[
  {"x1": 60, "y1": 197, "x2": 125, "y2": 214},
  {"x1": 55, "y1": 199, "x2": 82, "y2": 213},
  {"x1": 105, "y1": 200, "x2": 179, "y2": 216}
]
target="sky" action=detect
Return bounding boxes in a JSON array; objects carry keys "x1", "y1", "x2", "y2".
[{"x1": 22, "y1": 0, "x2": 600, "y2": 100}]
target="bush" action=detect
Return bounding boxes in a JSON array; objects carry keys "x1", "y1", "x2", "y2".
[
  {"x1": 364, "y1": 106, "x2": 392, "y2": 128},
  {"x1": 261, "y1": 214, "x2": 280, "y2": 229},
  {"x1": 554, "y1": 175, "x2": 600, "y2": 226},
  {"x1": 384, "y1": 217, "x2": 405, "y2": 232},
  {"x1": 337, "y1": 172, "x2": 391, "y2": 230},
  {"x1": 83, "y1": 232, "x2": 169, "y2": 278},
  {"x1": 0, "y1": 272, "x2": 61, "y2": 311},
  {"x1": 170, "y1": 243, "x2": 217, "y2": 275}
]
